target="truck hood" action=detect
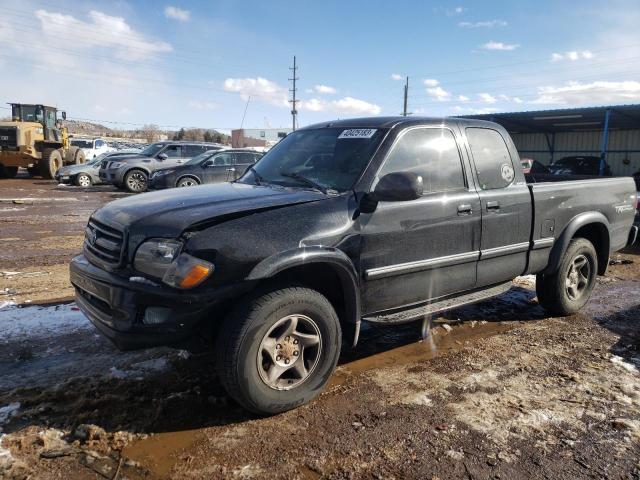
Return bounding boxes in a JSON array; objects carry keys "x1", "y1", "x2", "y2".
[{"x1": 93, "y1": 182, "x2": 327, "y2": 237}]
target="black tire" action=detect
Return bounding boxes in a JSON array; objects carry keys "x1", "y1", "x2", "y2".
[
  {"x1": 74, "y1": 173, "x2": 92, "y2": 187},
  {"x1": 0, "y1": 165, "x2": 18, "y2": 179},
  {"x1": 40, "y1": 149, "x2": 63, "y2": 179},
  {"x1": 64, "y1": 146, "x2": 85, "y2": 165},
  {"x1": 27, "y1": 166, "x2": 39, "y2": 177},
  {"x1": 216, "y1": 286, "x2": 342, "y2": 415},
  {"x1": 123, "y1": 169, "x2": 148, "y2": 193},
  {"x1": 176, "y1": 176, "x2": 200, "y2": 188},
  {"x1": 536, "y1": 238, "x2": 598, "y2": 316}
]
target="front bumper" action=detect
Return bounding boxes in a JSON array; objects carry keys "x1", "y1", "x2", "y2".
[
  {"x1": 70, "y1": 255, "x2": 252, "y2": 350},
  {"x1": 99, "y1": 168, "x2": 123, "y2": 185},
  {"x1": 148, "y1": 174, "x2": 176, "y2": 190}
]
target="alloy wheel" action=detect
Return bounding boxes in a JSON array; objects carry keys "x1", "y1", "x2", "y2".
[
  {"x1": 565, "y1": 254, "x2": 591, "y2": 300},
  {"x1": 257, "y1": 314, "x2": 322, "y2": 391}
]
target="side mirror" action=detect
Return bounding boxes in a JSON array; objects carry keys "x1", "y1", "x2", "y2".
[
  {"x1": 61, "y1": 111, "x2": 66, "y2": 120},
  {"x1": 370, "y1": 172, "x2": 423, "y2": 202},
  {"x1": 157, "y1": 153, "x2": 168, "y2": 160}
]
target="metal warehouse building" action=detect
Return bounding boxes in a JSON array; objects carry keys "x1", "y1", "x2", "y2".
[{"x1": 464, "y1": 104, "x2": 640, "y2": 177}]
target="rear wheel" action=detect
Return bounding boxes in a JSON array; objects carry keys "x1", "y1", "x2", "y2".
[
  {"x1": 536, "y1": 238, "x2": 598, "y2": 316},
  {"x1": 40, "y1": 149, "x2": 63, "y2": 179},
  {"x1": 0, "y1": 165, "x2": 18, "y2": 179},
  {"x1": 216, "y1": 286, "x2": 341, "y2": 415},
  {"x1": 123, "y1": 169, "x2": 148, "y2": 193},
  {"x1": 74, "y1": 173, "x2": 92, "y2": 187},
  {"x1": 65, "y1": 146, "x2": 85, "y2": 165},
  {"x1": 176, "y1": 176, "x2": 200, "y2": 188}
]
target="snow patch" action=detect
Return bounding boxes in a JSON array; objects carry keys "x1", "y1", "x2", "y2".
[
  {"x1": 0, "y1": 303, "x2": 90, "y2": 342},
  {"x1": 610, "y1": 355, "x2": 639, "y2": 373}
]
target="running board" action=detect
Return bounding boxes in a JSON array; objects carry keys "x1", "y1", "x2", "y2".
[{"x1": 363, "y1": 282, "x2": 512, "y2": 324}]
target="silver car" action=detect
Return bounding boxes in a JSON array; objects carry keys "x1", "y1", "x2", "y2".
[
  {"x1": 55, "y1": 150, "x2": 139, "y2": 186},
  {"x1": 99, "y1": 141, "x2": 227, "y2": 193}
]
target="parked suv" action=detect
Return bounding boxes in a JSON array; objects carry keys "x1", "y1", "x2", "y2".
[
  {"x1": 149, "y1": 149, "x2": 263, "y2": 189},
  {"x1": 99, "y1": 141, "x2": 227, "y2": 192}
]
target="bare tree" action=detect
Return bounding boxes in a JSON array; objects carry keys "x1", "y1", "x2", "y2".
[{"x1": 141, "y1": 124, "x2": 160, "y2": 143}]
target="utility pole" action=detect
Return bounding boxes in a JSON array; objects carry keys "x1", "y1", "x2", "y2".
[
  {"x1": 403, "y1": 76, "x2": 409, "y2": 116},
  {"x1": 289, "y1": 56, "x2": 299, "y2": 131}
]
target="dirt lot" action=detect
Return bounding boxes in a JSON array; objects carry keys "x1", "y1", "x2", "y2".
[{"x1": 0, "y1": 176, "x2": 639, "y2": 479}]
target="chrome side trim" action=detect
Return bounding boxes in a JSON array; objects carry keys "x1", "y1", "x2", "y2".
[
  {"x1": 532, "y1": 237, "x2": 555, "y2": 249},
  {"x1": 365, "y1": 250, "x2": 480, "y2": 280},
  {"x1": 480, "y1": 241, "x2": 530, "y2": 260}
]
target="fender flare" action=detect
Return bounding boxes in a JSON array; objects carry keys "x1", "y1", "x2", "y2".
[
  {"x1": 246, "y1": 247, "x2": 362, "y2": 345},
  {"x1": 543, "y1": 211, "x2": 610, "y2": 275}
]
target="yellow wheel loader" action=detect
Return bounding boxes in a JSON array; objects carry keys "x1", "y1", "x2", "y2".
[{"x1": 0, "y1": 103, "x2": 85, "y2": 179}]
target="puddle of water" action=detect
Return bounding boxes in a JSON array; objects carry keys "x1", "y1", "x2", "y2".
[{"x1": 124, "y1": 429, "x2": 205, "y2": 478}]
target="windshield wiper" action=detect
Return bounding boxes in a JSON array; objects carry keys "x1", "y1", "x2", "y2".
[
  {"x1": 247, "y1": 166, "x2": 264, "y2": 185},
  {"x1": 280, "y1": 171, "x2": 330, "y2": 194}
]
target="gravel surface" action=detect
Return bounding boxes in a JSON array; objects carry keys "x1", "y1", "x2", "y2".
[{"x1": 0, "y1": 175, "x2": 638, "y2": 479}]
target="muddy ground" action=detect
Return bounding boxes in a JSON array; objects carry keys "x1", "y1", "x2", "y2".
[{"x1": 0, "y1": 175, "x2": 639, "y2": 479}]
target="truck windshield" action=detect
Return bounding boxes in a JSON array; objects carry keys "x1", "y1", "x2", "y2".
[
  {"x1": 71, "y1": 139, "x2": 93, "y2": 149},
  {"x1": 239, "y1": 127, "x2": 386, "y2": 192}
]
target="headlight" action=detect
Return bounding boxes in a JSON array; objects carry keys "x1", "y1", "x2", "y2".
[
  {"x1": 133, "y1": 239, "x2": 214, "y2": 289},
  {"x1": 134, "y1": 239, "x2": 183, "y2": 278}
]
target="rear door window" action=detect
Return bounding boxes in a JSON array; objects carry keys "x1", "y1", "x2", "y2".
[
  {"x1": 235, "y1": 152, "x2": 258, "y2": 165},
  {"x1": 185, "y1": 145, "x2": 208, "y2": 157},
  {"x1": 465, "y1": 128, "x2": 515, "y2": 190},
  {"x1": 212, "y1": 152, "x2": 234, "y2": 166}
]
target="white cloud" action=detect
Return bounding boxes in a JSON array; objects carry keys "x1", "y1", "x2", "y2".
[
  {"x1": 313, "y1": 84, "x2": 337, "y2": 94},
  {"x1": 453, "y1": 106, "x2": 499, "y2": 115},
  {"x1": 423, "y1": 78, "x2": 439, "y2": 87},
  {"x1": 458, "y1": 19, "x2": 507, "y2": 28},
  {"x1": 454, "y1": 6, "x2": 466, "y2": 14},
  {"x1": 188, "y1": 100, "x2": 218, "y2": 110},
  {"x1": 458, "y1": 95, "x2": 470, "y2": 101},
  {"x1": 480, "y1": 41, "x2": 520, "y2": 51},
  {"x1": 531, "y1": 80, "x2": 640, "y2": 105},
  {"x1": 550, "y1": 50, "x2": 594, "y2": 62},
  {"x1": 223, "y1": 77, "x2": 289, "y2": 107},
  {"x1": 330, "y1": 97, "x2": 381, "y2": 115},
  {"x1": 35, "y1": 10, "x2": 172, "y2": 61},
  {"x1": 164, "y1": 6, "x2": 190, "y2": 22},
  {"x1": 427, "y1": 86, "x2": 452, "y2": 101},
  {"x1": 300, "y1": 97, "x2": 381, "y2": 115},
  {"x1": 301, "y1": 98, "x2": 326, "y2": 112},
  {"x1": 498, "y1": 94, "x2": 524, "y2": 104},
  {"x1": 391, "y1": 74, "x2": 404, "y2": 81},
  {"x1": 478, "y1": 93, "x2": 497, "y2": 103}
]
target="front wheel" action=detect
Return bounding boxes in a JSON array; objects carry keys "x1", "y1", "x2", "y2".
[
  {"x1": 176, "y1": 176, "x2": 199, "y2": 188},
  {"x1": 536, "y1": 238, "x2": 598, "y2": 316},
  {"x1": 74, "y1": 173, "x2": 92, "y2": 187},
  {"x1": 216, "y1": 287, "x2": 342, "y2": 415},
  {"x1": 123, "y1": 169, "x2": 148, "y2": 193}
]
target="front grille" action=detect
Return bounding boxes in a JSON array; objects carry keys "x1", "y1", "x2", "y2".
[
  {"x1": 84, "y1": 217, "x2": 125, "y2": 266},
  {"x1": 0, "y1": 127, "x2": 17, "y2": 148}
]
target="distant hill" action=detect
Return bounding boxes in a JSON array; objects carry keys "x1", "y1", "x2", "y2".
[{"x1": 62, "y1": 120, "x2": 113, "y2": 136}]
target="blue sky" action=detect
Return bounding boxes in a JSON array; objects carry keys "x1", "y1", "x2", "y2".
[{"x1": 1, "y1": 0, "x2": 639, "y2": 132}]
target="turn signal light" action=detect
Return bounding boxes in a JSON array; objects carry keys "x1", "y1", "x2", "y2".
[{"x1": 162, "y1": 253, "x2": 214, "y2": 289}]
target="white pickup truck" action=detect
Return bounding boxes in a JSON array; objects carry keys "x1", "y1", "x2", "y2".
[{"x1": 70, "y1": 138, "x2": 113, "y2": 160}]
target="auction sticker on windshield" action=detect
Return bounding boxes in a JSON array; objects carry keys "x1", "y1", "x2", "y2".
[{"x1": 338, "y1": 129, "x2": 377, "y2": 139}]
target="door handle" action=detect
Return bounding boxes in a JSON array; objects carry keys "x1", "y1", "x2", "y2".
[
  {"x1": 226, "y1": 168, "x2": 236, "y2": 172},
  {"x1": 486, "y1": 201, "x2": 500, "y2": 211},
  {"x1": 457, "y1": 204, "x2": 472, "y2": 215}
]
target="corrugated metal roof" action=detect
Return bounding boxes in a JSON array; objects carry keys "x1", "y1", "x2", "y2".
[{"x1": 456, "y1": 104, "x2": 640, "y2": 133}]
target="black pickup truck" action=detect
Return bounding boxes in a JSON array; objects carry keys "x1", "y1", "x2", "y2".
[{"x1": 70, "y1": 117, "x2": 638, "y2": 414}]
